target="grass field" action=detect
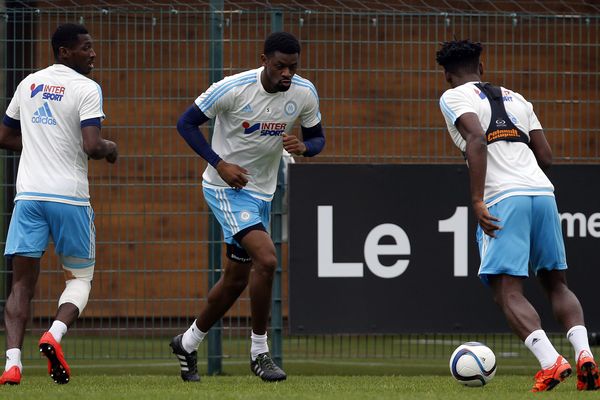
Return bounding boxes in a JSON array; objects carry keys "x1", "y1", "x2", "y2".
[
  {"x1": 4, "y1": 374, "x2": 600, "y2": 400},
  {"x1": 2, "y1": 336, "x2": 598, "y2": 399},
  {"x1": 0, "y1": 360, "x2": 600, "y2": 400},
  {"x1": 3, "y1": 356, "x2": 599, "y2": 399}
]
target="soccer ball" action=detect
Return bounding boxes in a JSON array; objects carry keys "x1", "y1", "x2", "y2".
[{"x1": 449, "y1": 342, "x2": 497, "y2": 387}]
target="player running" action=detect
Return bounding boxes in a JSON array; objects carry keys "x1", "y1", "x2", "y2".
[{"x1": 171, "y1": 31, "x2": 325, "y2": 382}]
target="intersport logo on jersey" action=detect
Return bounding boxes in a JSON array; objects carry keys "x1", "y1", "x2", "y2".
[
  {"x1": 242, "y1": 121, "x2": 287, "y2": 136},
  {"x1": 30, "y1": 83, "x2": 65, "y2": 101}
]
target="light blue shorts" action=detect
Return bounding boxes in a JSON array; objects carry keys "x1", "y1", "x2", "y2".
[
  {"x1": 5, "y1": 200, "x2": 96, "y2": 262},
  {"x1": 477, "y1": 195, "x2": 567, "y2": 285},
  {"x1": 202, "y1": 187, "x2": 271, "y2": 246}
]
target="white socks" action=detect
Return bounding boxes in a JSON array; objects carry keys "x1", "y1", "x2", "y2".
[
  {"x1": 49, "y1": 320, "x2": 68, "y2": 343},
  {"x1": 567, "y1": 325, "x2": 593, "y2": 361},
  {"x1": 525, "y1": 329, "x2": 560, "y2": 369},
  {"x1": 5, "y1": 348, "x2": 22, "y2": 372},
  {"x1": 250, "y1": 332, "x2": 269, "y2": 361},
  {"x1": 181, "y1": 320, "x2": 207, "y2": 354}
]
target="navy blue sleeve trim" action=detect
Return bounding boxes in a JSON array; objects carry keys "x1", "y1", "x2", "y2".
[
  {"x1": 176, "y1": 105, "x2": 222, "y2": 168},
  {"x1": 301, "y1": 122, "x2": 325, "y2": 157},
  {"x1": 3, "y1": 115, "x2": 21, "y2": 130},
  {"x1": 81, "y1": 117, "x2": 102, "y2": 129}
]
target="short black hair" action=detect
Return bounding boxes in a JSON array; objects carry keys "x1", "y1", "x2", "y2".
[
  {"x1": 51, "y1": 23, "x2": 89, "y2": 59},
  {"x1": 264, "y1": 32, "x2": 300, "y2": 56},
  {"x1": 436, "y1": 40, "x2": 482, "y2": 74}
]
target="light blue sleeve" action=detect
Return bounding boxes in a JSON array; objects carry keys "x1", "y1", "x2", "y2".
[
  {"x1": 295, "y1": 77, "x2": 321, "y2": 128},
  {"x1": 195, "y1": 71, "x2": 256, "y2": 118}
]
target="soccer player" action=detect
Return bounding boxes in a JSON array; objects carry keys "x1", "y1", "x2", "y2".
[
  {"x1": 172, "y1": 31, "x2": 324, "y2": 382},
  {"x1": 436, "y1": 39, "x2": 599, "y2": 392},
  {"x1": 0, "y1": 23, "x2": 118, "y2": 385}
]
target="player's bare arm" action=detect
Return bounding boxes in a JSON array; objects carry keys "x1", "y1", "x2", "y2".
[
  {"x1": 82, "y1": 125, "x2": 118, "y2": 163},
  {"x1": 0, "y1": 118, "x2": 23, "y2": 152},
  {"x1": 528, "y1": 129, "x2": 552, "y2": 171},
  {"x1": 455, "y1": 112, "x2": 501, "y2": 237}
]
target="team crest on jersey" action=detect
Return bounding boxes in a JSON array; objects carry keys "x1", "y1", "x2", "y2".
[
  {"x1": 284, "y1": 101, "x2": 297, "y2": 116},
  {"x1": 242, "y1": 121, "x2": 287, "y2": 136},
  {"x1": 30, "y1": 83, "x2": 65, "y2": 101}
]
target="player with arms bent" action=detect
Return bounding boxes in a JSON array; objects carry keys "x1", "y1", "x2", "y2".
[
  {"x1": 436, "y1": 39, "x2": 599, "y2": 392},
  {"x1": 171, "y1": 31, "x2": 324, "y2": 382},
  {"x1": 0, "y1": 23, "x2": 118, "y2": 385}
]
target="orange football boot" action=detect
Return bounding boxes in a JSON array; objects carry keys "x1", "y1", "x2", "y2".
[
  {"x1": 0, "y1": 366, "x2": 21, "y2": 385},
  {"x1": 531, "y1": 355, "x2": 572, "y2": 392},
  {"x1": 576, "y1": 350, "x2": 600, "y2": 391},
  {"x1": 39, "y1": 331, "x2": 71, "y2": 384}
]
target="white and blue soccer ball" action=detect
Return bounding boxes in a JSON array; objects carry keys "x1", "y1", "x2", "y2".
[{"x1": 449, "y1": 342, "x2": 497, "y2": 387}]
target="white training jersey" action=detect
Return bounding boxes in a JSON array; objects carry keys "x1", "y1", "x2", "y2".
[
  {"x1": 5, "y1": 64, "x2": 105, "y2": 206},
  {"x1": 439, "y1": 81, "x2": 554, "y2": 206},
  {"x1": 196, "y1": 67, "x2": 321, "y2": 200}
]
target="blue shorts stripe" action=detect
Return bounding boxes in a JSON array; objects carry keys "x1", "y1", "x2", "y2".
[{"x1": 216, "y1": 188, "x2": 238, "y2": 232}]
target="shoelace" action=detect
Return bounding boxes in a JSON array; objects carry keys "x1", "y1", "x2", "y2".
[{"x1": 258, "y1": 355, "x2": 276, "y2": 370}]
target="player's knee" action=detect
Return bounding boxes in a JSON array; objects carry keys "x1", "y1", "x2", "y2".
[
  {"x1": 59, "y1": 258, "x2": 94, "y2": 314},
  {"x1": 494, "y1": 289, "x2": 520, "y2": 308},
  {"x1": 59, "y1": 278, "x2": 92, "y2": 313},
  {"x1": 253, "y1": 253, "x2": 277, "y2": 275},
  {"x1": 10, "y1": 281, "x2": 36, "y2": 301},
  {"x1": 492, "y1": 291, "x2": 504, "y2": 307}
]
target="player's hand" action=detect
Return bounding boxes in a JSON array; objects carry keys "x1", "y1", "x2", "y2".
[
  {"x1": 105, "y1": 140, "x2": 118, "y2": 164},
  {"x1": 282, "y1": 133, "x2": 306, "y2": 156},
  {"x1": 473, "y1": 200, "x2": 501, "y2": 237},
  {"x1": 216, "y1": 160, "x2": 249, "y2": 189}
]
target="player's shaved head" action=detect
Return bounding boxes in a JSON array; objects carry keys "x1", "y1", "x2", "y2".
[{"x1": 436, "y1": 39, "x2": 482, "y2": 75}]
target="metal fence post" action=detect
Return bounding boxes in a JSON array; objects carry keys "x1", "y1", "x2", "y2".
[
  {"x1": 270, "y1": 7, "x2": 284, "y2": 369},
  {"x1": 207, "y1": 0, "x2": 224, "y2": 376}
]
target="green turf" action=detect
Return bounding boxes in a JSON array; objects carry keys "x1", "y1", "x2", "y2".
[
  {"x1": 3, "y1": 373, "x2": 598, "y2": 400},
  {"x1": 2, "y1": 335, "x2": 598, "y2": 398}
]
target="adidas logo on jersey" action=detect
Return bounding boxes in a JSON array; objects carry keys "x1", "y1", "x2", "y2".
[
  {"x1": 31, "y1": 102, "x2": 57, "y2": 125},
  {"x1": 241, "y1": 104, "x2": 252, "y2": 113}
]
